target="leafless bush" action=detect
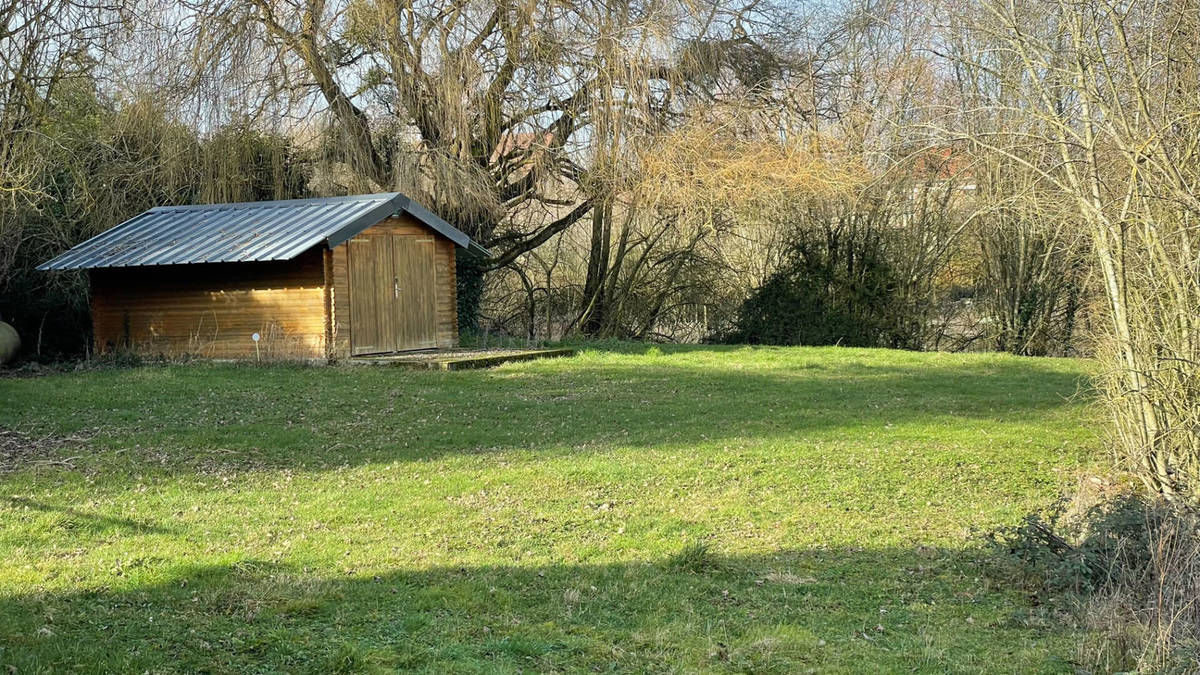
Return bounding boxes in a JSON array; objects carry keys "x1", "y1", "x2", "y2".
[
  {"x1": 989, "y1": 488, "x2": 1200, "y2": 672},
  {"x1": 1081, "y1": 508, "x2": 1200, "y2": 673},
  {"x1": 952, "y1": 0, "x2": 1200, "y2": 501},
  {"x1": 971, "y1": 174, "x2": 1093, "y2": 356}
]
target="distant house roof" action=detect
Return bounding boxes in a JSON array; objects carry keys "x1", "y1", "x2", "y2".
[
  {"x1": 38, "y1": 192, "x2": 490, "y2": 271},
  {"x1": 491, "y1": 131, "x2": 553, "y2": 163}
]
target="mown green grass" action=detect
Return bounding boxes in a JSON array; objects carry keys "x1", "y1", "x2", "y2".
[{"x1": 0, "y1": 345, "x2": 1098, "y2": 673}]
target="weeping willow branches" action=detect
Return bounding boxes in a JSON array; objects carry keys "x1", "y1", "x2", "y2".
[
  {"x1": 178, "y1": 1, "x2": 796, "y2": 262},
  {"x1": 635, "y1": 116, "x2": 866, "y2": 223}
]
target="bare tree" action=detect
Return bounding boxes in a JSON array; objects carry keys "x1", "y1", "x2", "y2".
[
  {"x1": 183, "y1": 2, "x2": 764, "y2": 254},
  {"x1": 972, "y1": 163, "x2": 1090, "y2": 356},
  {"x1": 954, "y1": 0, "x2": 1200, "y2": 500}
]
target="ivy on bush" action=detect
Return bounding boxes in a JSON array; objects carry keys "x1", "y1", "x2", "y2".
[{"x1": 726, "y1": 225, "x2": 912, "y2": 348}]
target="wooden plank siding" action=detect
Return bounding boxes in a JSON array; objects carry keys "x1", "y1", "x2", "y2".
[
  {"x1": 88, "y1": 213, "x2": 458, "y2": 362},
  {"x1": 330, "y1": 242, "x2": 351, "y2": 359},
  {"x1": 90, "y1": 248, "x2": 328, "y2": 360},
  {"x1": 435, "y1": 234, "x2": 458, "y2": 349}
]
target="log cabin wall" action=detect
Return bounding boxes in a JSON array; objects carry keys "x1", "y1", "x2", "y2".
[
  {"x1": 327, "y1": 214, "x2": 458, "y2": 360},
  {"x1": 88, "y1": 214, "x2": 458, "y2": 362},
  {"x1": 90, "y1": 247, "x2": 328, "y2": 360}
]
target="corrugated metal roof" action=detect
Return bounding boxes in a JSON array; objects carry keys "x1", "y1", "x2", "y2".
[{"x1": 38, "y1": 192, "x2": 489, "y2": 271}]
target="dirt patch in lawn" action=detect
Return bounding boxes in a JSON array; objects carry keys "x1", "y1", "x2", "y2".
[{"x1": 0, "y1": 427, "x2": 92, "y2": 473}]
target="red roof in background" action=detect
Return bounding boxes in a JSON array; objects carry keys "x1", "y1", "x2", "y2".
[{"x1": 909, "y1": 145, "x2": 971, "y2": 181}]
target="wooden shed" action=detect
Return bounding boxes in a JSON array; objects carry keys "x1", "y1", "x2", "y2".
[{"x1": 38, "y1": 193, "x2": 488, "y2": 360}]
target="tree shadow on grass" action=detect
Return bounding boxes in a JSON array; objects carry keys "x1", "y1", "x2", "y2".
[
  {"x1": 0, "y1": 545, "x2": 1077, "y2": 674},
  {"x1": 4, "y1": 496, "x2": 172, "y2": 535},
  {"x1": 0, "y1": 345, "x2": 1094, "y2": 478}
]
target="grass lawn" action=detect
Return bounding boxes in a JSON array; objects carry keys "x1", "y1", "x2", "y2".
[{"x1": 0, "y1": 345, "x2": 1098, "y2": 673}]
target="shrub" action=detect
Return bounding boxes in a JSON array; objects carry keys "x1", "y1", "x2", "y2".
[
  {"x1": 728, "y1": 221, "x2": 905, "y2": 348},
  {"x1": 725, "y1": 177, "x2": 964, "y2": 350},
  {"x1": 988, "y1": 493, "x2": 1200, "y2": 671}
]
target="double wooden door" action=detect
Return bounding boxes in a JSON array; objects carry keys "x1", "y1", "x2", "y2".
[{"x1": 348, "y1": 234, "x2": 438, "y2": 355}]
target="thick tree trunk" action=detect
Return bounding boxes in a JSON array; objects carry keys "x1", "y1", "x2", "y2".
[{"x1": 579, "y1": 199, "x2": 612, "y2": 336}]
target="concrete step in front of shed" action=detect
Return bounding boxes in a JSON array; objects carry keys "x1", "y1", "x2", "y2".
[{"x1": 349, "y1": 348, "x2": 576, "y2": 370}]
